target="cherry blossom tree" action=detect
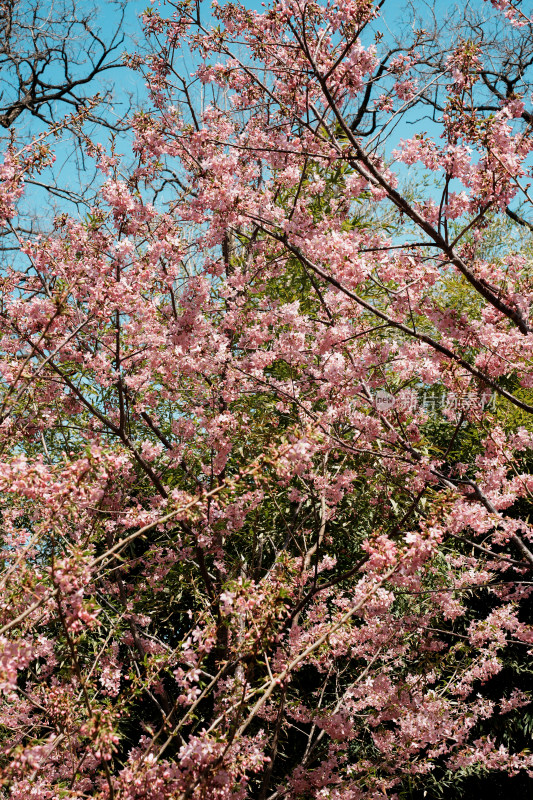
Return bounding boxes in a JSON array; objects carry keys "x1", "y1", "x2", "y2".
[{"x1": 2, "y1": 0, "x2": 533, "y2": 798}]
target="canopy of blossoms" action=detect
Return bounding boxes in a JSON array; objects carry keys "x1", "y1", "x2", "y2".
[{"x1": 1, "y1": 0, "x2": 533, "y2": 798}]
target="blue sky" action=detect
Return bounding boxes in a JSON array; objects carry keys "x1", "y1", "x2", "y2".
[{"x1": 10, "y1": 0, "x2": 517, "y2": 236}]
